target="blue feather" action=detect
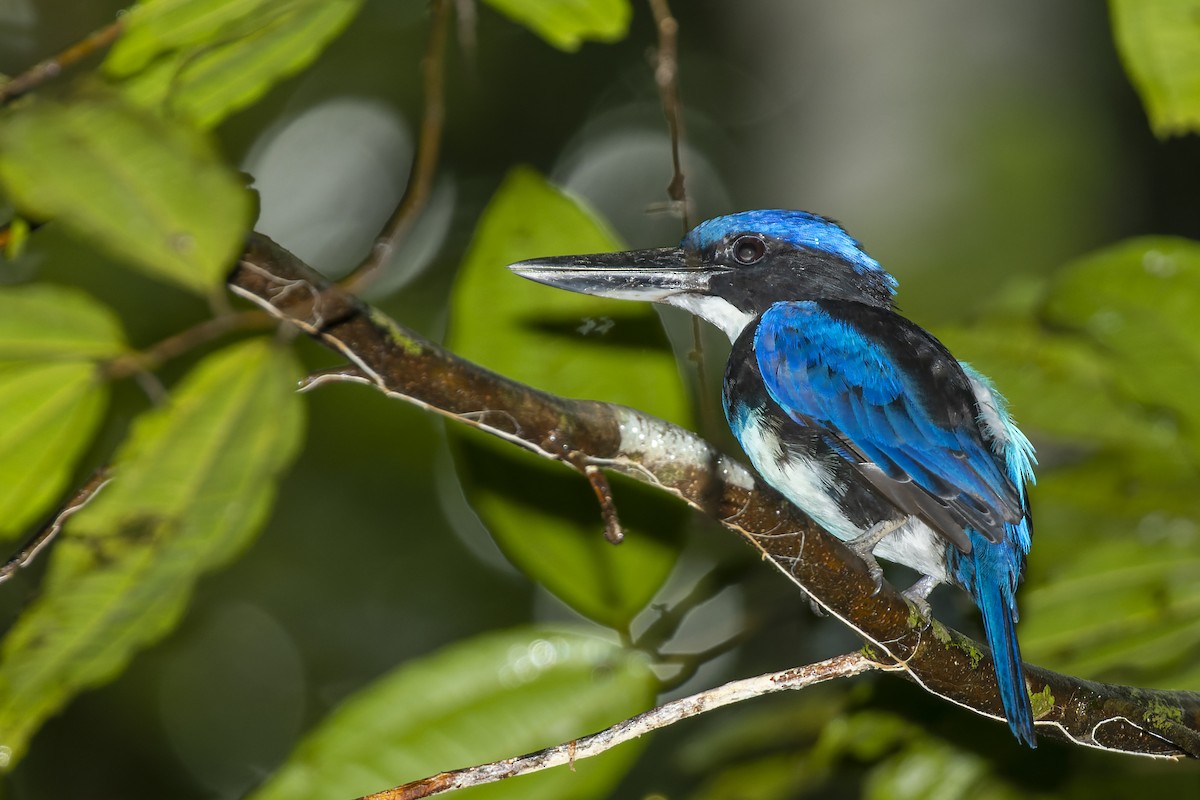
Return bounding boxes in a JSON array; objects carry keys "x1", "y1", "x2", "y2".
[
  {"x1": 753, "y1": 301, "x2": 1016, "y2": 522},
  {"x1": 950, "y1": 529, "x2": 1037, "y2": 747},
  {"x1": 684, "y1": 210, "x2": 897, "y2": 289}
]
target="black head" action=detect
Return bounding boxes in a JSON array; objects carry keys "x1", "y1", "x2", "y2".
[{"x1": 509, "y1": 209, "x2": 898, "y2": 341}]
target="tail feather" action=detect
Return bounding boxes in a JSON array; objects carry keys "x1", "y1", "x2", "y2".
[{"x1": 974, "y1": 553, "x2": 1037, "y2": 747}]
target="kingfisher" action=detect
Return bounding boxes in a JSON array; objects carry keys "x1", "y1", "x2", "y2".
[{"x1": 507, "y1": 209, "x2": 1038, "y2": 747}]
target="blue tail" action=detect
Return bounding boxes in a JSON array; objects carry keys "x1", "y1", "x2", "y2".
[{"x1": 954, "y1": 532, "x2": 1037, "y2": 747}]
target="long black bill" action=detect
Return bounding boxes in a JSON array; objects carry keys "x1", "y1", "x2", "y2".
[{"x1": 507, "y1": 247, "x2": 727, "y2": 301}]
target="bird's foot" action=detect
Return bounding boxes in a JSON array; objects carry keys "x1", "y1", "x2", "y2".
[
  {"x1": 805, "y1": 593, "x2": 828, "y2": 618},
  {"x1": 846, "y1": 519, "x2": 905, "y2": 594},
  {"x1": 901, "y1": 574, "x2": 940, "y2": 622}
]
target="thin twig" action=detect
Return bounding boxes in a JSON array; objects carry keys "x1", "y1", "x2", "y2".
[
  {"x1": 357, "y1": 652, "x2": 878, "y2": 800},
  {"x1": 0, "y1": 468, "x2": 112, "y2": 583},
  {"x1": 582, "y1": 462, "x2": 624, "y2": 543},
  {"x1": 648, "y1": 0, "x2": 689, "y2": 227},
  {"x1": 647, "y1": 1, "x2": 719, "y2": 438},
  {"x1": 0, "y1": 19, "x2": 125, "y2": 106},
  {"x1": 341, "y1": 0, "x2": 452, "y2": 295},
  {"x1": 102, "y1": 309, "x2": 272, "y2": 380}
]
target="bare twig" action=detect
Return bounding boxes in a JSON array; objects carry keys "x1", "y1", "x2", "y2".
[
  {"x1": 0, "y1": 19, "x2": 125, "y2": 106},
  {"x1": 581, "y1": 461, "x2": 624, "y2": 544},
  {"x1": 0, "y1": 468, "x2": 112, "y2": 584},
  {"x1": 102, "y1": 310, "x2": 272, "y2": 381},
  {"x1": 357, "y1": 653, "x2": 879, "y2": 800},
  {"x1": 648, "y1": 0, "x2": 689, "y2": 226},
  {"x1": 230, "y1": 233, "x2": 1200, "y2": 761},
  {"x1": 647, "y1": 1, "x2": 722, "y2": 439},
  {"x1": 341, "y1": 0, "x2": 452, "y2": 294}
]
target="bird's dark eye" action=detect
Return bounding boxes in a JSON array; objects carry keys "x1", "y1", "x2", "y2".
[{"x1": 732, "y1": 235, "x2": 766, "y2": 265}]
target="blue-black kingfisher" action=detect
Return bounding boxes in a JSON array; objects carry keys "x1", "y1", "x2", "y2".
[{"x1": 508, "y1": 210, "x2": 1038, "y2": 747}]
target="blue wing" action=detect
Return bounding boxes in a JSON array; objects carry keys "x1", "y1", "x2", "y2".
[{"x1": 753, "y1": 300, "x2": 1022, "y2": 549}]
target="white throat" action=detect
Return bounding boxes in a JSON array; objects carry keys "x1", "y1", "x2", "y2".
[{"x1": 663, "y1": 294, "x2": 755, "y2": 342}]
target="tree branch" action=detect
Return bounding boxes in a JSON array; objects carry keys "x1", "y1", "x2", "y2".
[
  {"x1": 356, "y1": 653, "x2": 879, "y2": 800},
  {"x1": 228, "y1": 233, "x2": 1200, "y2": 762}
]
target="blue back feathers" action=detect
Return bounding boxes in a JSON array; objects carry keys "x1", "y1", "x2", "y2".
[{"x1": 753, "y1": 301, "x2": 1016, "y2": 528}]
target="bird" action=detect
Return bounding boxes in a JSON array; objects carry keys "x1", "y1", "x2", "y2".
[{"x1": 507, "y1": 209, "x2": 1038, "y2": 747}]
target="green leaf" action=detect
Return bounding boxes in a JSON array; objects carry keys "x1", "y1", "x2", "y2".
[
  {"x1": 482, "y1": 0, "x2": 631, "y2": 51},
  {"x1": 0, "y1": 284, "x2": 126, "y2": 361},
  {"x1": 942, "y1": 321, "x2": 1179, "y2": 455},
  {"x1": 447, "y1": 167, "x2": 690, "y2": 628},
  {"x1": 106, "y1": 0, "x2": 363, "y2": 129},
  {"x1": 1043, "y1": 237, "x2": 1200, "y2": 453},
  {"x1": 455, "y1": 431, "x2": 689, "y2": 629},
  {"x1": 250, "y1": 626, "x2": 658, "y2": 800},
  {"x1": 0, "y1": 285, "x2": 125, "y2": 539},
  {"x1": 1021, "y1": 529, "x2": 1200, "y2": 686},
  {"x1": 0, "y1": 92, "x2": 254, "y2": 294},
  {"x1": 0, "y1": 338, "x2": 304, "y2": 767},
  {"x1": 1110, "y1": 0, "x2": 1200, "y2": 136}
]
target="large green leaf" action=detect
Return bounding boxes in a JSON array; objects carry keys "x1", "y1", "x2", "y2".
[
  {"x1": 251, "y1": 626, "x2": 658, "y2": 800},
  {"x1": 1043, "y1": 237, "x2": 1200, "y2": 454},
  {"x1": 0, "y1": 338, "x2": 304, "y2": 766},
  {"x1": 447, "y1": 167, "x2": 690, "y2": 629},
  {"x1": 1021, "y1": 533, "x2": 1200, "y2": 683},
  {"x1": 0, "y1": 284, "x2": 127, "y2": 361},
  {"x1": 106, "y1": 0, "x2": 363, "y2": 129},
  {"x1": 1110, "y1": 0, "x2": 1200, "y2": 136},
  {"x1": 0, "y1": 285, "x2": 125, "y2": 539},
  {"x1": 483, "y1": 0, "x2": 631, "y2": 51},
  {"x1": 0, "y1": 93, "x2": 254, "y2": 293}
]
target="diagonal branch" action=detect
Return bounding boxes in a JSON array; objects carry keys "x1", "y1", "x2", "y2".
[
  {"x1": 228, "y1": 233, "x2": 1200, "y2": 761},
  {"x1": 358, "y1": 653, "x2": 879, "y2": 800}
]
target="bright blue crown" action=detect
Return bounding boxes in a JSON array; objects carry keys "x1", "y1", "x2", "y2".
[{"x1": 683, "y1": 210, "x2": 896, "y2": 289}]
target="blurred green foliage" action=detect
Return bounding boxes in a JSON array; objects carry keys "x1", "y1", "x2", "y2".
[
  {"x1": 0, "y1": 338, "x2": 304, "y2": 764},
  {"x1": 1111, "y1": 0, "x2": 1200, "y2": 136},
  {"x1": 0, "y1": 0, "x2": 1198, "y2": 798},
  {"x1": 0, "y1": 285, "x2": 124, "y2": 538},
  {"x1": 252, "y1": 626, "x2": 657, "y2": 800},
  {"x1": 0, "y1": 91, "x2": 253, "y2": 293}
]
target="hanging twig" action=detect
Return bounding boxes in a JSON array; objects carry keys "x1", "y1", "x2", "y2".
[{"x1": 648, "y1": 0, "x2": 689, "y2": 226}]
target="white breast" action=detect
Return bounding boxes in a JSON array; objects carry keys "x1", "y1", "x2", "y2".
[{"x1": 737, "y1": 409, "x2": 951, "y2": 584}]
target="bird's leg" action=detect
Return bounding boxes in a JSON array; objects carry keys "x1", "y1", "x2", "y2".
[
  {"x1": 845, "y1": 518, "x2": 907, "y2": 594},
  {"x1": 901, "y1": 574, "x2": 940, "y2": 622}
]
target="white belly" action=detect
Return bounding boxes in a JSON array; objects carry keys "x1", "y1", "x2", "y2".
[{"x1": 737, "y1": 411, "x2": 951, "y2": 584}]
